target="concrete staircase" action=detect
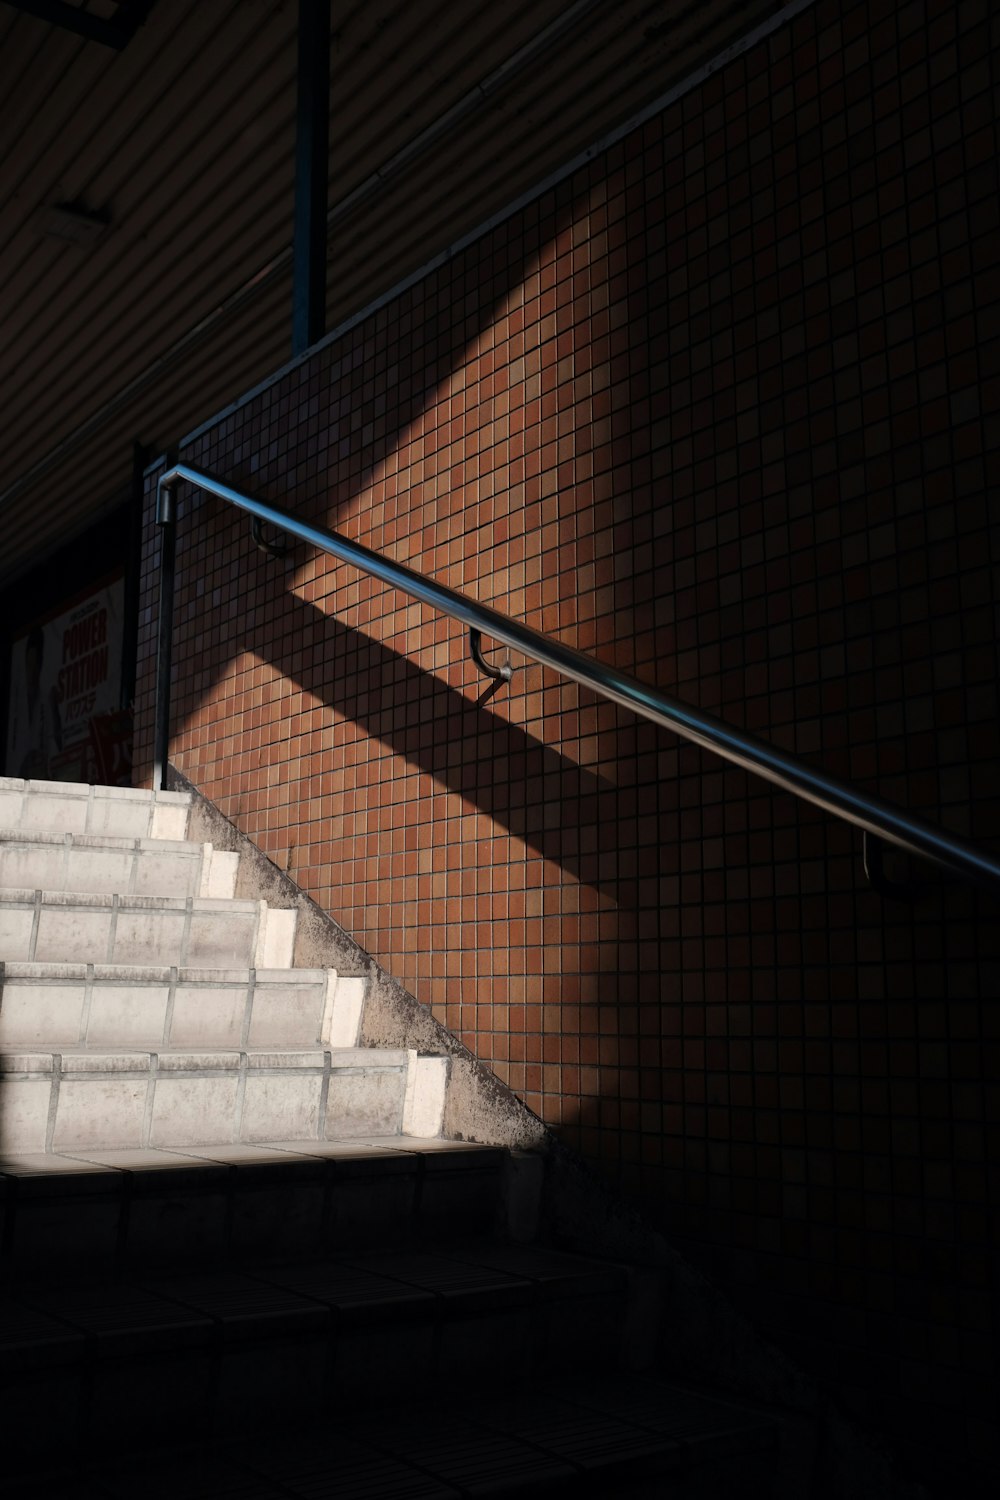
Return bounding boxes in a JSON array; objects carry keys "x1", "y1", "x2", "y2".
[{"x1": 0, "y1": 776, "x2": 780, "y2": 1498}]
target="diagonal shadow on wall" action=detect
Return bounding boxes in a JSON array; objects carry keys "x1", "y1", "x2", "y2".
[
  {"x1": 159, "y1": 171, "x2": 671, "y2": 912},
  {"x1": 178, "y1": 509, "x2": 659, "y2": 913}
]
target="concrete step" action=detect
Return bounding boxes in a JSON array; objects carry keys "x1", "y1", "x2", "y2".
[
  {"x1": 0, "y1": 963, "x2": 366, "y2": 1049},
  {"x1": 0, "y1": 1045, "x2": 448, "y2": 1154},
  {"x1": 5, "y1": 1379, "x2": 778, "y2": 1497},
  {"x1": 0, "y1": 1236, "x2": 641, "y2": 1434},
  {"x1": 0, "y1": 777, "x2": 191, "y2": 841},
  {"x1": 0, "y1": 891, "x2": 296, "y2": 968},
  {"x1": 0, "y1": 1137, "x2": 518, "y2": 1267},
  {"x1": 0, "y1": 1246, "x2": 710, "y2": 1486},
  {"x1": 7, "y1": 1410, "x2": 779, "y2": 1500},
  {"x1": 0, "y1": 829, "x2": 237, "y2": 900}
]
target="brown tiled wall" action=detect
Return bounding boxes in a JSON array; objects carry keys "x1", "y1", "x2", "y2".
[{"x1": 136, "y1": 0, "x2": 1000, "y2": 1487}]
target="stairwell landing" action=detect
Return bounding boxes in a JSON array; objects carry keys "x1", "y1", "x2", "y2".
[{"x1": 0, "y1": 774, "x2": 790, "y2": 1499}]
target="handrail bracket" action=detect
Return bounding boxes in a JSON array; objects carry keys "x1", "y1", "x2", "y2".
[
  {"x1": 863, "y1": 830, "x2": 924, "y2": 903},
  {"x1": 469, "y1": 627, "x2": 512, "y2": 683},
  {"x1": 153, "y1": 473, "x2": 178, "y2": 792},
  {"x1": 252, "y1": 517, "x2": 288, "y2": 559}
]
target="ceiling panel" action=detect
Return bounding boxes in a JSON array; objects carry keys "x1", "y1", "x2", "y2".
[{"x1": 0, "y1": 0, "x2": 794, "y2": 585}]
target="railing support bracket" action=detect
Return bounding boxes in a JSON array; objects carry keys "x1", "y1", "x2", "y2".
[
  {"x1": 863, "y1": 830, "x2": 924, "y2": 902},
  {"x1": 252, "y1": 518, "x2": 287, "y2": 559},
  {"x1": 153, "y1": 474, "x2": 177, "y2": 792},
  {"x1": 469, "y1": 627, "x2": 512, "y2": 683}
]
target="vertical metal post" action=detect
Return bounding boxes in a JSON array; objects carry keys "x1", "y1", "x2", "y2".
[
  {"x1": 153, "y1": 475, "x2": 176, "y2": 792},
  {"x1": 120, "y1": 439, "x2": 147, "y2": 716},
  {"x1": 292, "y1": 0, "x2": 330, "y2": 355}
]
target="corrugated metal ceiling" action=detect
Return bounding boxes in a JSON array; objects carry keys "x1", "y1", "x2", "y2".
[{"x1": 0, "y1": 0, "x2": 794, "y2": 585}]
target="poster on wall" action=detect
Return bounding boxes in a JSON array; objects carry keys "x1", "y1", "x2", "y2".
[{"x1": 5, "y1": 574, "x2": 131, "y2": 785}]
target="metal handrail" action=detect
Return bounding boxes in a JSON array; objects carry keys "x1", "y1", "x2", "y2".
[{"x1": 154, "y1": 463, "x2": 1000, "y2": 891}]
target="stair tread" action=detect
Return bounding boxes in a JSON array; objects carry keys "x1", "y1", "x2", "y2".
[
  {"x1": 1, "y1": 1242, "x2": 626, "y2": 1322},
  {"x1": 0, "y1": 890, "x2": 296, "y2": 971},
  {"x1": 0, "y1": 889, "x2": 267, "y2": 911},
  {"x1": 5, "y1": 1377, "x2": 777, "y2": 1497},
  {"x1": 3, "y1": 959, "x2": 328, "y2": 980},
  {"x1": 0, "y1": 828, "x2": 203, "y2": 853},
  {"x1": 0, "y1": 1135, "x2": 496, "y2": 1179},
  {"x1": 0, "y1": 882, "x2": 277, "y2": 918},
  {"x1": 0, "y1": 776, "x2": 190, "y2": 803},
  {"x1": 0, "y1": 823, "x2": 236, "y2": 901},
  {"x1": 0, "y1": 781, "x2": 192, "y2": 846},
  {"x1": 0, "y1": 1045, "x2": 410, "y2": 1060},
  {"x1": 3, "y1": 1241, "x2": 605, "y2": 1306}
]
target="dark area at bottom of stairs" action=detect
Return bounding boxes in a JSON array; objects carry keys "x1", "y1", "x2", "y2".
[
  {"x1": 1, "y1": 1234, "x2": 779, "y2": 1498},
  {"x1": 7, "y1": 1375, "x2": 777, "y2": 1499}
]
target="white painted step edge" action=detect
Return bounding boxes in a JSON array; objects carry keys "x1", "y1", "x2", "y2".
[
  {"x1": 256, "y1": 904, "x2": 295, "y2": 966},
  {"x1": 403, "y1": 1053, "x2": 449, "y2": 1138},
  {"x1": 322, "y1": 973, "x2": 365, "y2": 1046},
  {"x1": 200, "y1": 846, "x2": 239, "y2": 899}
]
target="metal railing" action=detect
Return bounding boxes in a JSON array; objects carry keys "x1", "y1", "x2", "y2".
[{"x1": 154, "y1": 462, "x2": 1000, "y2": 892}]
